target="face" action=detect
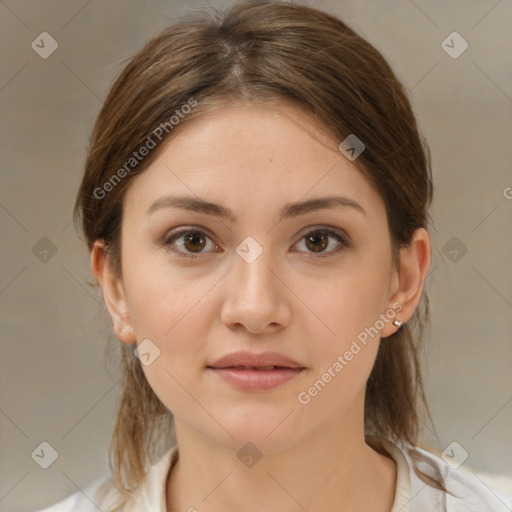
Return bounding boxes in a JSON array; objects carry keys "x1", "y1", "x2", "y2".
[{"x1": 104, "y1": 102, "x2": 407, "y2": 453}]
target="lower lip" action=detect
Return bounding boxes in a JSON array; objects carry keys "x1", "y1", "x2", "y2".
[{"x1": 208, "y1": 367, "x2": 304, "y2": 391}]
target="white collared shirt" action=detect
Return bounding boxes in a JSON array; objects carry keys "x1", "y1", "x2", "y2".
[{"x1": 35, "y1": 435, "x2": 512, "y2": 511}]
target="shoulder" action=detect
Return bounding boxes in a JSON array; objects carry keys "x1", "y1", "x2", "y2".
[
  {"x1": 34, "y1": 476, "x2": 121, "y2": 512},
  {"x1": 34, "y1": 446, "x2": 179, "y2": 512},
  {"x1": 404, "y1": 442, "x2": 512, "y2": 511},
  {"x1": 367, "y1": 435, "x2": 511, "y2": 512}
]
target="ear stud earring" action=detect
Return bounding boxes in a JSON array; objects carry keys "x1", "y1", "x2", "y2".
[{"x1": 393, "y1": 319, "x2": 404, "y2": 333}]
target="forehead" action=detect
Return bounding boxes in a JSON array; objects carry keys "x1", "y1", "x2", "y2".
[{"x1": 123, "y1": 102, "x2": 385, "y2": 222}]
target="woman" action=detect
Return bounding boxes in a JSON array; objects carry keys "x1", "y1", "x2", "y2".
[{"x1": 37, "y1": 1, "x2": 511, "y2": 511}]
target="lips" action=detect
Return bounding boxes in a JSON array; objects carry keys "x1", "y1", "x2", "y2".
[
  {"x1": 207, "y1": 351, "x2": 306, "y2": 391},
  {"x1": 224, "y1": 366, "x2": 287, "y2": 370},
  {"x1": 207, "y1": 350, "x2": 305, "y2": 370}
]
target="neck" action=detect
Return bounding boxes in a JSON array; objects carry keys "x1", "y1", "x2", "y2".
[{"x1": 166, "y1": 397, "x2": 396, "y2": 512}]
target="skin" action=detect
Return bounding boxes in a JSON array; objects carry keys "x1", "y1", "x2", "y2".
[{"x1": 92, "y1": 101, "x2": 431, "y2": 512}]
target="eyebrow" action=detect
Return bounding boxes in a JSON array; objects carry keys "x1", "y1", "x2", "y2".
[{"x1": 146, "y1": 194, "x2": 366, "y2": 221}]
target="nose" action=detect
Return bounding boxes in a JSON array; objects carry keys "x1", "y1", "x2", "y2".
[{"x1": 220, "y1": 249, "x2": 291, "y2": 335}]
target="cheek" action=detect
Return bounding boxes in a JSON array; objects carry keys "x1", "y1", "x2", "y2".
[
  {"x1": 120, "y1": 246, "x2": 221, "y2": 391},
  {"x1": 293, "y1": 272, "x2": 385, "y2": 418},
  {"x1": 121, "y1": 254, "x2": 219, "y2": 413},
  {"x1": 294, "y1": 258, "x2": 390, "y2": 349},
  {"x1": 291, "y1": 251, "x2": 390, "y2": 405},
  {"x1": 121, "y1": 241, "x2": 213, "y2": 338}
]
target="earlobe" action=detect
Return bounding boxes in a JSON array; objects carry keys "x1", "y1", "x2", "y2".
[
  {"x1": 380, "y1": 227, "x2": 431, "y2": 338},
  {"x1": 90, "y1": 240, "x2": 136, "y2": 344}
]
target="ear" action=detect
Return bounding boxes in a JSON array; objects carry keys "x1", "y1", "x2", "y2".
[
  {"x1": 380, "y1": 227, "x2": 431, "y2": 337},
  {"x1": 90, "y1": 240, "x2": 136, "y2": 344}
]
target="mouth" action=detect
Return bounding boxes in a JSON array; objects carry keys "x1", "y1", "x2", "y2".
[
  {"x1": 207, "y1": 365, "x2": 303, "y2": 370},
  {"x1": 207, "y1": 363, "x2": 305, "y2": 391},
  {"x1": 206, "y1": 350, "x2": 306, "y2": 391}
]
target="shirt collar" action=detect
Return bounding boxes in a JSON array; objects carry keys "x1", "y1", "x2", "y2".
[
  {"x1": 366, "y1": 435, "x2": 412, "y2": 512},
  {"x1": 125, "y1": 445, "x2": 179, "y2": 511}
]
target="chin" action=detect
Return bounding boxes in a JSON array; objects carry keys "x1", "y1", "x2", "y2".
[{"x1": 210, "y1": 405, "x2": 305, "y2": 454}]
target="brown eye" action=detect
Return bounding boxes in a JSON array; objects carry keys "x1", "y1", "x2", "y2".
[
  {"x1": 294, "y1": 228, "x2": 349, "y2": 257},
  {"x1": 183, "y1": 231, "x2": 207, "y2": 253},
  {"x1": 304, "y1": 232, "x2": 329, "y2": 252},
  {"x1": 164, "y1": 229, "x2": 218, "y2": 259}
]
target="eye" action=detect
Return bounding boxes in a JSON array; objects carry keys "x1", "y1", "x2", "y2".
[
  {"x1": 162, "y1": 227, "x2": 350, "y2": 260},
  {"x1": 163, "y1": 228, "x2": 219, "y2": 259},
  {"x1": 293, "y1": 228, "x2": 349, "y2": 257}
]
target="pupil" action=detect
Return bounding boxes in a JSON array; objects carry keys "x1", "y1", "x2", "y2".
[
  {"x1": 306, "y1": 233, "x2": 328, "y2": 252},
  {"x1": 184, "y1": 232, "x2": 206, "y2": 252}
]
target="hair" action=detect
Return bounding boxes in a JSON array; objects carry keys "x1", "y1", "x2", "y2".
[{"x1": 74, "y1": 0, "x2": 454, "y2": 508}]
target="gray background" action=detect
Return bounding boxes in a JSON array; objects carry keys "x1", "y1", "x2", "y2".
[{"x1": 1, "y1": 1, "x2": 511, "y2": 511}]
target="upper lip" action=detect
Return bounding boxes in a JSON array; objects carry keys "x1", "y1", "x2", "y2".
[{"x1": 208, "y1": 350, "x2": 305, "y2": 369}]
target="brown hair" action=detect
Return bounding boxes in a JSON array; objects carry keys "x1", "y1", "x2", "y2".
[{"x1": 74, "y1": 0, "x2": 452, "y2": 507}]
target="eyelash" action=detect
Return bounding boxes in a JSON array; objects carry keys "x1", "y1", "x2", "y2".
[{"x1": 162, "y1": 227, "x2": 350, "y2": 260}]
